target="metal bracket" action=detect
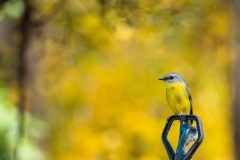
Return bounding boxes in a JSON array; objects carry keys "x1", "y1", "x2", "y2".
[{"x1": 162, "y1": 115, "x2": 204, "y2": 160}]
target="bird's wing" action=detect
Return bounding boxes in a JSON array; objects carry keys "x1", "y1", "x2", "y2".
[{"x1": 186, "y1": 86, "x2": 193, "y2": 115}]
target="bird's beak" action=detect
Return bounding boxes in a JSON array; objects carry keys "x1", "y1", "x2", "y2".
[{"x1": 158, "y1": 77, "x2": 165, "y2": 81}]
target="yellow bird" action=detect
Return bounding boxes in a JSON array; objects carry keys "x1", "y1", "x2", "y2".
[{"x1": 158, "y1": 72, "x2": 193, "y2": 116}]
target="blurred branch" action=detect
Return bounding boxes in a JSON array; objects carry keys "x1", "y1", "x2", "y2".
[
  {"x1": 14, "y1": 0, "x2": 34, "y2": 159},
  {"x1": 231, "y1": 0, "x2": 240, "y2": 159},
  {"x1": 17, "y1": 0, "x2": 32, "y2": 139}
]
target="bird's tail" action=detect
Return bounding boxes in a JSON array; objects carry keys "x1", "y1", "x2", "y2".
[{"x1": 189, "y1": 108, "x2": 193, "y2": 125}]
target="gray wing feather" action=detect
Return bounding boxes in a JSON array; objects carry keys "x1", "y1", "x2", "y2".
[{"x1": 186, "y1": 86, "x2": 193, "y2": 115}]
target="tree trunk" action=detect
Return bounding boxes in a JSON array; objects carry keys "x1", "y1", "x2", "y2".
[{"x1": 14, "y1": 0, "x2": 38, "y2": 158}]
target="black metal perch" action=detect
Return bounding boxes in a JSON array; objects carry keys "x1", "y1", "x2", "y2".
[{"x1": 162, "y1": 115, "x2": 204, "y2": 160}]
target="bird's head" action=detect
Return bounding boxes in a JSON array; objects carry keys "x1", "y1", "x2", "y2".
[{"x1": 158, "y1": 72, "x2": 185, "y2": 84}]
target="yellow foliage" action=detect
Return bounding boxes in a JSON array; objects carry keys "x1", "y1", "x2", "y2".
[{"x1": 35, "y1": 0, "x2": 234, "y2": 159}]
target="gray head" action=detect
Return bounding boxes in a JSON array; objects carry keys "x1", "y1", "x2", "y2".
[{"x1": 158, "y1": 72, "x2": 186, "y2": 84}]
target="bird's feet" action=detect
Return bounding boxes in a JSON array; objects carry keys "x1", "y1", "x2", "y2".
[
  {"x1": 178, "y1": 113, "x2": 186, "y2": 118},
  {"x1": 178, "y1": 113, "x2": 187, "y2": 124}
]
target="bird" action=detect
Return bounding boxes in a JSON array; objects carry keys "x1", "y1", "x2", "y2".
[{"x1": 158, "y1": 72, "x2": 193, "y2": 121}]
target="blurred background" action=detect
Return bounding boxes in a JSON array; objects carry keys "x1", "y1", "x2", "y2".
[{"x1": 0, "y1": 0, "x2": 239, "y2": 159}]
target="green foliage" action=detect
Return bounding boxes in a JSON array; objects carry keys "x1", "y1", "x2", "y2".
[
  {"x1": 0, "y1": 130, "x2": 11, "y2": 160},
  {"x1": 0, "y1": 83, "x2": 46, "y2": 160},
  {"x1": 0, "y1": 0, "x2": 24, "y2": 20}
]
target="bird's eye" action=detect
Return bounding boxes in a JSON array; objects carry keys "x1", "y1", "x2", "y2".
[{"x1": 169, "y1": 76, "x2": 174, "y2": 80}]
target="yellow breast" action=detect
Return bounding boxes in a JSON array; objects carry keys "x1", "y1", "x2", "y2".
[{"x1": 165, "y1": 82, "x2": 191, "y2": 114}]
